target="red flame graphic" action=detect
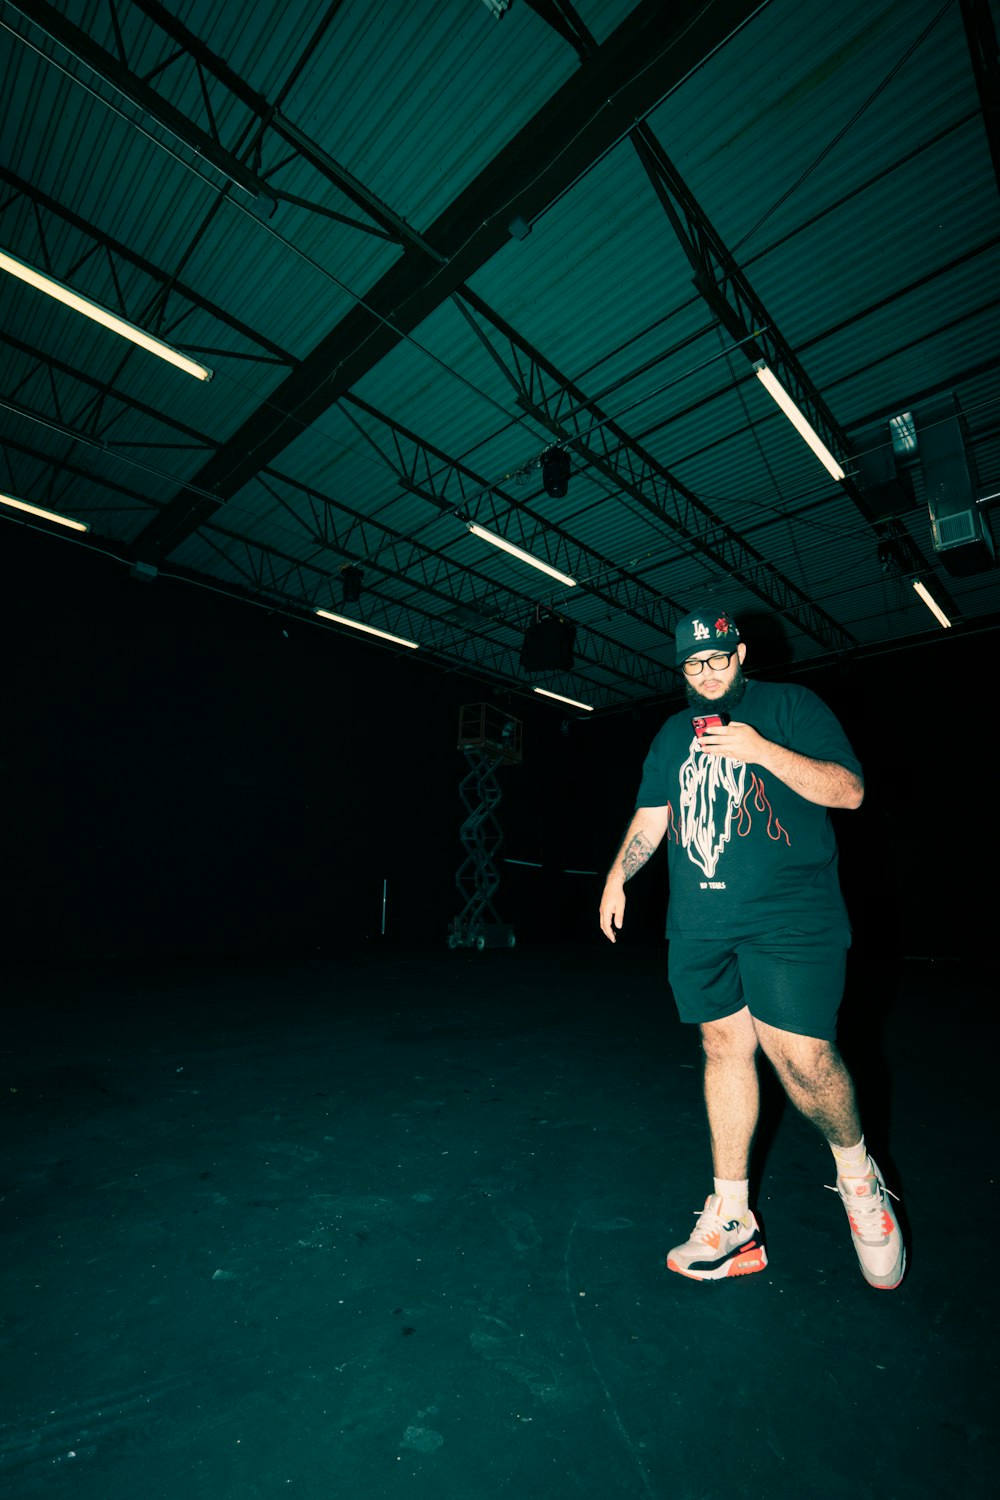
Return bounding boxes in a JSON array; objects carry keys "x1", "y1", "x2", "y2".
[{"x1": 736, "y1": 773, "x2": 790, "y2": 845}]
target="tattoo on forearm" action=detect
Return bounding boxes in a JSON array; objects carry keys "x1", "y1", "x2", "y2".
[{"x1": 621, "y1": 833, "x2": 654, "y2": 881}]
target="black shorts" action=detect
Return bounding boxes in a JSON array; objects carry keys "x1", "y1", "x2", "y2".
[{"x1": 667, "y1": 928, "x2": 851, "y2": 1042}]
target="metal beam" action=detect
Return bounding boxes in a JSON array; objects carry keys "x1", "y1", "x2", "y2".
[
  {"x1": 338, "y1": 393, "x2": 689, "y2": 638},
  {"x1": 6, "y1": 0, "x2": 275, "y2": 204},
  {"x1": 624, "y1": 121, "x2": 955, "y2": 615},
  {"x1": 2, "y1": 420, "x2": 676, "y2": 698},
  {"x1": 230, "y1": 468, "x2": 680, "y2": 694},
  {"x1": 126, "y1": 0, "x2": 768, "y2": 558},
  {"x1": 0, "y1": 332, "x2": 216, "y2": 452},
  {"x1": 960, "y1": 0, "x2": 1000, "y2": 199},
  {"x1": 454, "y1": 291, "x2": 857, "y2": 656},
  {"x1": 522, "y1": 0, "x2": 596, "y2": 60},
  {"x1": 185, "y1": 522, "x2": 671, "y2": 700},
  {"x1": 0, "y1": 166, "x2": 295, "y2": 366},
  {"x1": 126, "y1": 0, "x2": 417, "y2": 247},
  {"x1": 628, "y1": 125, "x2": 850, "y2": 477}
]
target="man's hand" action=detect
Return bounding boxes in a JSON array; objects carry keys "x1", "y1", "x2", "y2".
[
  {"x1": 599, "y1": 879, "x2": 626, "y2": 943},
  {"x1": 695, "y1": 721, "x2": 863, "y2": 809},
  {"x1": 598, "y1": 807, "x2": 670, "y2": 943},
  {"x1": 694, "y1": 719, "x2": 765, "y2": 762}
]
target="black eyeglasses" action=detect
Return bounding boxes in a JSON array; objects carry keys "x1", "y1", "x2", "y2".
[{"x1": 681, "y1": 648, "x2": 739, "y2": 677}]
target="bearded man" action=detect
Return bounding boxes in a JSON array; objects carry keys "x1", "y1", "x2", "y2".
[{"x1": 598, "y1": 604, "x2": 905, "y2": 1289}]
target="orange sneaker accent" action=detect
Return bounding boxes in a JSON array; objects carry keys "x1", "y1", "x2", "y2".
[
  {"x1": 830, "y1": 1155, "x2": 906, "y2": 1289},
  {"x1": 847, "y1": 1206, "x2": 894, "y2": 1239},
  {"x1": 666, "y1": 1198, "x2": 768, "y2": 1281},
  {"x1": 727, "y1": 1249, "x2": 766, "y2": 1276},
  {"x1": 665, "y1": 1243, "x2": 767, "y2": 1279}
]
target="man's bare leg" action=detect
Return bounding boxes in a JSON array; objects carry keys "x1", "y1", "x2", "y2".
[
  {"x1": 666, "y1": 1008, "x2": 768, "y2": 1278},
  {"x1": 751, "y1": 1015, "x2": 906, "y2": 1288},
  {"x1": 751, "y1": 1018, "x2": 861, "y2": 1147},
  {"x1": 700, "y1": 1007, "x2": 761, "y2": 1178}
]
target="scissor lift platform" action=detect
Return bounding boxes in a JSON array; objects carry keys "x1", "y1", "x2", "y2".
[{"x1": 448, "y1": 705, "x2": 521, "y2": 951}]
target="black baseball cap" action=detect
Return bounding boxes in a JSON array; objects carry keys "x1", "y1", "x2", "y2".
[{"x1": 674, "y1": 605, "x2": 742, "y2": 665}]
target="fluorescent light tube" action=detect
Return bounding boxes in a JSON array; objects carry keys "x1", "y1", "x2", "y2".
[
  {"x1": 753, "y1": 362, "x2": 845, "y2": 480},
  {"x1": 315, "y1": 608, "x2": 419, "y2": 649},
  {"x1": 533, "y1": 687, "x2": 593, "y2": 711},
  {"x1": 0, "y1": 247, "x2": 213, "y2": 382},
  {"x1": 0, "y1": 491, "x2": 90, "y2": 532},
  {"x1": 468, "y1": 522, "x2": 576, "y2": 588},
  {"x1": 912, "y1": 579, "x2": 951, "y2": 629}
]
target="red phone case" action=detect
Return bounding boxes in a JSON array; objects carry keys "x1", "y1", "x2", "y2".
[{"x1": 692, "y1": 713, "x2": 728, "y2": 737}]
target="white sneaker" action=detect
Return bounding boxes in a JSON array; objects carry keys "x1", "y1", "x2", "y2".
[
  {"x1": 831, "y1": 1156, "x2": 906, "y2": 1290},
  {"x1": 666, "y1": 1194, "x2": 768, "y2": 1281}
]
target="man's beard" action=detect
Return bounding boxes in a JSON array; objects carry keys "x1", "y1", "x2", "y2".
[{"x1": 685, "y1": 663, "x2": 748, "y2": 715}]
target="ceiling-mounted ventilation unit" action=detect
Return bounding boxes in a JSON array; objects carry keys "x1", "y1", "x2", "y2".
[{"x1": 920, "y1": 397, "x2": 996, "y2": 576}]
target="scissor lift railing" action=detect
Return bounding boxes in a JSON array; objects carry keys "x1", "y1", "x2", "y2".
[{"x1": 448, "y1": 705, "x2": 522, "y2": 951}]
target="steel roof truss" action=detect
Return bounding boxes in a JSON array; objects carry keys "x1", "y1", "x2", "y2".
[
  {"x1": 628, "y1": 126, "x2": 851, "y2": 480},
  {"x1": 0, "y1": 335, "x2": 215, "y2": 455},
  {"x1": 7, "y1": 0, "x2": 272, "y2": 204},
  {"x1": 1, "y1": 434, "x2": 164, "y2": 521},
  {"x1": 337, "y1": 394, "x2": 685, "y2": 638},
  {"x1": 456, "y1": 292, "x2": 856, "y2": 654},
  {"x1": 625, "y1": 124, "x2": 953, "y2": 602},
  {"x1": 245, "y1": 471, "x2": 676, "y2": 692},
  {"x1": 195, "y1": 523, "x2": 663, "y2": 701},
  {"x1": 0, "y1": 168, "x2": 296, "y2": 367}
]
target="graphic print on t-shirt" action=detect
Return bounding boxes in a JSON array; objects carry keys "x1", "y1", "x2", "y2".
[
  {"x1": 678, "y1": 744, "x2": 790, "y2": 878},
  {"x1": 679, "y1": 744, "x2": 748, "y2": 878}
]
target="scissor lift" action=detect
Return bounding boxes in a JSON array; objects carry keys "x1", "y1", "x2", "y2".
[{"x1": 448, "y1": 704, "x2": 522, "y2": 951}]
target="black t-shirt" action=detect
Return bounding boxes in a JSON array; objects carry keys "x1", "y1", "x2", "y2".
[{"x1": 634, "y1": 678, "x2": 862, "y2": 939}]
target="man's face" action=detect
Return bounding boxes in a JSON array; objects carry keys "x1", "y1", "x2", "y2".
[{"x1": 683, "y1": 642, "x2": 748, "y2": 714}]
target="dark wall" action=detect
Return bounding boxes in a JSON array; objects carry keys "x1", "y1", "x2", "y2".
[
  {"x1": 2, "y1": 524, "x2": 590, "y2": 960},
  {"x1": 3, "y1": 522, "x2": 993, "y2": 963}
]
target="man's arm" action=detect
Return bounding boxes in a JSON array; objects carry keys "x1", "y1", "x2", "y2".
[
  {"x1": 696, "y1": 722, "x2": 864, "y2": 809},
  {"x1": 599, "y1": 806, "x2": 671, "y2": 943}
]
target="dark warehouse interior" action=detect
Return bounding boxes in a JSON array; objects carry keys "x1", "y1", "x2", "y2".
[{"x1": 3, "y1": 1, "x2": 1000, "y2": 1497}]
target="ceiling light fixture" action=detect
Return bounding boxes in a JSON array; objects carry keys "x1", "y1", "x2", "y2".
[
  {"x1": 315, "y1": 608, "x2": 419, "y2": 650},
  {"x1": 912, "y1": 579, "x2": 951, "y2": 629},
  {"x1": 533, "y1": 687, "x2": 593, "y2": 712},
  {"x1": 753, "y1": 361, "x2": 845, "y2": 480},
  {"x1": 0, "y1": 247, "x2": 214, "y2": 382},
  {"x1": 468, "y1": 522, "x2": 576, "y2": 588},
  {"x1": 0, "y1": 491, "x2": 90, "y2": 532}
]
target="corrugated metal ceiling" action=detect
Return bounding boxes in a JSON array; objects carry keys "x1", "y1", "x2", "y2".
[{"x1": 1, "y1": 0, "x2": 998, "y2": 712}]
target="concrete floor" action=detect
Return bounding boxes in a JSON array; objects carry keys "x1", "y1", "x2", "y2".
[{"x1": 1, "y1": 940, "x2": 995, "y2": 1498}]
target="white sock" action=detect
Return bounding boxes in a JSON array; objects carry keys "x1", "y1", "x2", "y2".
[
  {"x1": 830, "y1": 1136, "x2": 869, "y2": 1178},
  {"x1": 713, "y1": 1176, "x2": 750, "y2": 1223}
]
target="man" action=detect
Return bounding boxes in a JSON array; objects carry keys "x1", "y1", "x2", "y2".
[{"x1": 598, "y1": 604, "x2": 905, "y2": 1289}]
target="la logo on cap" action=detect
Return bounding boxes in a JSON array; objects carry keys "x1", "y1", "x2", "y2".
[{"x1": 691, "y1": 619, "x2": 712, "y2": 641}]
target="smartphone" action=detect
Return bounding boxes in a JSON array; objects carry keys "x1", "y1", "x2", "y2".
[{"x1": 692, "y1": 711, "x2": 730, "y2": 737}]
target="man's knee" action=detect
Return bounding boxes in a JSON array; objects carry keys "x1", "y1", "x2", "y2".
[
  {"x1": 700, "y1": 1008, "x2": 758, "y2": 1064},
  {"x1": 761, "y1": 1030, "x2": 843, "y2": 1092}
]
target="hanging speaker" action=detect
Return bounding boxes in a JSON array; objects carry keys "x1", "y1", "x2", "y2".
[
  {"x1": 520, "y1": 613, "x2": 576, "y2": 671},
  {"x1": 341, "y1": 565, "x2": 364, "y2": 602},
  {"x1": 541, "y1": 448, "x2": 570, "y2": 498}
]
